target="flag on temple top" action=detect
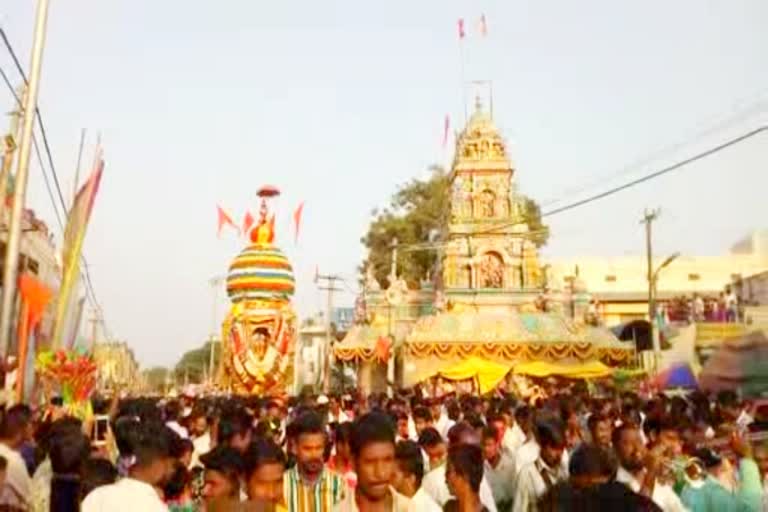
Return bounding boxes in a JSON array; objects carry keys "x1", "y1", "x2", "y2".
[
  {"x1": 457, "y1": 18, "x2": 465, "y2": 39},
  {"x1": 293, "y1": 202, "x2": 305, "y2": 244},
  {"x1": 242, "y1": 210, "x2": 255, "y2": 238},
  {"x1": 51, "y1": 154, "x2": 103, "y2": 349},
  {"x1": 217, "y1": 205, "x2": 238, "y2": 238},
  {"x1": 479, "y1": 14, "x2": 488, "y2": 36},
  {"x1": 442, "y1": 115, "x2": 451, "y2": 147}
]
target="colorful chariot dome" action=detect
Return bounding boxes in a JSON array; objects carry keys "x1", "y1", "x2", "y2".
[{"x1": 226, "y1": 212, "x2": 295, "y2": 303}]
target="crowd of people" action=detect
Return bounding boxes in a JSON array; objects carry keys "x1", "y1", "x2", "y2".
[{"x1": 0, "y1": 382, "x2": 765, "y2": 511}]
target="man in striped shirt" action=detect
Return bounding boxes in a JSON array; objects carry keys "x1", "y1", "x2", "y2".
[{"x1": 283, "y1": 411, "x2": 346, "y2": 512}]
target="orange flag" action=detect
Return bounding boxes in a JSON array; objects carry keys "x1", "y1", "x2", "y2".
[
  {"x1": 242, "y1": 210, "x2": 255, "y2": 238},
  {"x1": 16, "y1": 273, "x2": 53, "y2": 401},
  {"x1": 293, "y1": 202, "x2": 305, "y2": 244},
  {"x1": 375, "y1": 336, "x2": 391, "y2": 363},
  {"x1": 457, "y1": 18, "x2": 466, "y2": 39},
  {"x1": 217, "y1": 205, "x2": 238, "y2": 237},
  {"x1": 442, "y1": 115, "x2": 451, "y2": 147}
]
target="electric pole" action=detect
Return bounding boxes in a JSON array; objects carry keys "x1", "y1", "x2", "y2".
[
  {"x1": 642, "y1": 208, "x2": 661, "y2": 367},
  {"x1": 208, "y1": 276, "x2": 224, "y2": 386},
  {"x1": 0, "y1": 89, "x2": 23, "y2": 226},
  {"x1": 316, "y1": 271, "x2": 342, "y2": 393},
  {"x1": 0, "y1": 0, "x2": 51, "y2": 357},
  {"x1": 88, "y1": 309, "x2": 100, "y2": 347}
]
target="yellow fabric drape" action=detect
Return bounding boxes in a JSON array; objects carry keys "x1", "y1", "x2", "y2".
[
  {"x1": 431, "y1": 357, "x2": 512, "y2": 394},
  {"x1": 513, "y1": 360, "x2": 613, "y2": 379}
]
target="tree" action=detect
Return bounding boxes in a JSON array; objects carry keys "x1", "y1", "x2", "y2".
[
  {"x1": 521, "y1": 196, "x2": 550, "y2": 247},
  {"x1": 360, "y1": 166, "x2": 549, "y2": 288},
  {"x1": 174, "y1": 341, "x2": 220, "y2": 383},
  {"x1": 143, "y1": 366, "x2": 171, "y2": 393},
  {"x1": 360, "y1": 166, "x2": 450, "y2": 289}
]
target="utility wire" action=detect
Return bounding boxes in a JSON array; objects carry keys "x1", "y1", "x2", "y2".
[
  {"x1": 0, "y1": 65, "x2": 64, "y2": 231},
  {"x1": 391, "y1": 124, "x2": 767, "y2": 252},
  {"x1": 0, "y1": 28, "x2": 108, "y2": 337}
]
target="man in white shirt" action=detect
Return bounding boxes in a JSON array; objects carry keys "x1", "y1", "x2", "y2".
[
  {"x1": 0, "y1": 405, "x2": 33, "y2": 510},
  {"x1": 489, "y1": 413, "x2": 525, "y2": 460},
  {"x1": 188, "y1": 409, "x2": 211, "y2": 468},
  {"x1": 613, "y1": 423, "x2": 687, "y2": 512},
  {"x1": 482, "y1": 426, "x2": 516, "y2": 512},
  {"x1": 164, "y1": 400, "x2": 189, "y2": 439},
  {"x1": 513, "y1": 418, "x2": 568, "y2": 512},
  {"x1": 82, "y1": 421, "x2": 175, "y2": 512},
  {"x1": 430, "y1": 399, "x2": 450, "y2": 440},
  {"x1": 392, "y1": 440, "x2": 442, "y2": 512},
  {"x1": 327, "y1": 394, "x2": 350, "y2": 424},
  {"x1": 422, "y1": 422, "x2": 498, "y2": 512}
]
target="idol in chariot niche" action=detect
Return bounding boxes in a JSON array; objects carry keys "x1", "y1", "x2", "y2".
[{"x1": 479, "y1": 252, "x2": 504, "y2": 288}]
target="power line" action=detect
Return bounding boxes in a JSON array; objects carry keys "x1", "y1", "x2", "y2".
[
  {"x1": 539, "y1": 89, "x2": 768, "y2": 208},
  {"x1": 0, "y1": 67, "x2": 64, "y2": 231},
  {"x1": 0, "y1": 28, "x2": 109, "y2": 337},
  {"x1": 539, "y1": 125, "x2": 767, "y2": 218},
  {"x1": 391, "y1": 124, "x2": 767, "y2": 252}
]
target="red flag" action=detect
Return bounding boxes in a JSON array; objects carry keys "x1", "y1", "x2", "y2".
[
  {"x1": 242, "y1": 210, "x2": 255, "y2": 237},
  {"x1": 479, "y1": 14, "x2": 488, "y2": 36},
  {"x1": 442, "y1": 115, "x2": 450, "y2": 147},
  {"x1": 457, "y1": 18, "x2": 465, "y2": 39},
  {"x1": 293, "y1": 202, "x2": 305, "y2": 244},
  {"x1": 217, "y1": 205, "x2": 237, "y2": 237}
]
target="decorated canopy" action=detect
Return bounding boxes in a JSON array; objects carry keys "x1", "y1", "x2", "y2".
[{"x1": 405, "y1": 310, "x2": 632, "y2": 365}]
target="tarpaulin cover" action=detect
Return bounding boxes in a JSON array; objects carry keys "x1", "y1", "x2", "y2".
[
  {"x1": 513, "y1": 360, "x2": 614, "y2": 379},
  {"x1": 431, "y1": 357, "x2": 512, "y2": 394}
]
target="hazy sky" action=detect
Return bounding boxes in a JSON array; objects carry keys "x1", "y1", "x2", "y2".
[{"x1": 1, "y1": 1, "x2": 766, "y2": 367}]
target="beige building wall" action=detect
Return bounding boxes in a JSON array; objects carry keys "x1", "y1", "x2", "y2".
[{"x1": 549, "y1": 231, "x2": 768, "y2": 326}]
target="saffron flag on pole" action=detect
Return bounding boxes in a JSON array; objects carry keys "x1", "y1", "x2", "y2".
[
  {"x1": 442, "y1": 115, "x2": 451, "y2": 147},
  {"x1": 293, "y1": 202, "x2": 305, "y2": 244},
  {"x1": 457, "y1": 18, "x2": 466, "y2": 39},
  {"x1": 479, "y1": 14, "x2": 488, "y2": 36},
  {"x1": 242, "y1": 210, "x2": 255, "y2": 238},
  {"x1": 50, "y1": 154, "x2": 103, "y2": 349},
  {"x1": 217, "y1": 205, "x2": 238, "y2": 237}
]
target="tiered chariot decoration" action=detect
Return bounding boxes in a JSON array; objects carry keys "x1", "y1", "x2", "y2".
[{"x1": 219, "y1": 187, "x2": 296, "y2": 395}]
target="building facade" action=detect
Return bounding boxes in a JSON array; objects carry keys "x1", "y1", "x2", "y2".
[{"x1": 549, "y1": 231, "x2": 768, "y2": 326}]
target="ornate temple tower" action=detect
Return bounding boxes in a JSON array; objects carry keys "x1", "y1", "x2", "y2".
[{"x1": 443, "y1": 99, "x2": 548, "y2": 309}]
